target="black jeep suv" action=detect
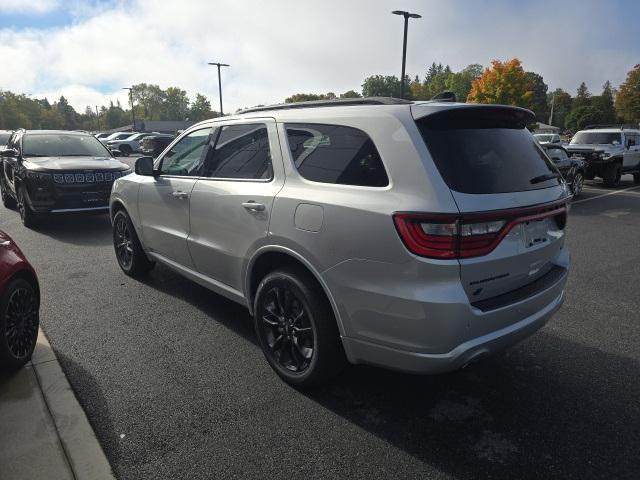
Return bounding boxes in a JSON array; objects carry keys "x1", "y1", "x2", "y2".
[{"x1": 0, "y1": 130, "x2": 131, "y2": 227}]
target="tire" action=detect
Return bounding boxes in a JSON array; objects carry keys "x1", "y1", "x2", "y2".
[
  {"x1": 0, "y1": 179, "x2": 16, "y2": 209},
  {"x1": 634, "y1": 172, "x2": 640, "y2": 184},
  {"x1": 253, "y1": 267, "x2": 346, "y2": 387},
  {"x1": 119, "y1": 145, "x2": 132, "y2": 156},
  {"x1": 113, "y1": 209, "x2": 154, "y2": 277},
  {"x1": 0, "y1": 277, "x2": 39, "y2": 370},
  {"x1": 571, "y1": 171, "x2": 584, "y2": 198},
  {"x1": 602, "y1": 163, "x2": 621, "y2": 188},
  {"x1": 16, "y1": 186, "x2": 39, "y2": 228}
]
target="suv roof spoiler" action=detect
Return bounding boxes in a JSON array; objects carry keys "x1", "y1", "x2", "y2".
[{"x1": 238, "y1": 97, "x2": 412, "y2": 114}]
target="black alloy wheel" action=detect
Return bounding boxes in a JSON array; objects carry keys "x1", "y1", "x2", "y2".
[
  {"x1": 572, "y1": 172, "x2": 584, "y2": 197},
  {"x1": 0, "y1": 179, "x2": 15, "y2": 209},
  {"x1": 112, "y1": 209, "x2": 154, "y2": 277},
  {"x1": 260, "y1": 285, "x2": 314, "y2": 373},
  {"x1": 254, "y1": 267, "x2": 346, "y2": 387},
  {"x1": 0, "y1": 278, "x2": 39, "y2": 369}
]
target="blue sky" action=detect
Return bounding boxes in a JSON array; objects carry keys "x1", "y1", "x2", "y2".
[{"x1": 1, "y1": 0, "x2": 639, "y2": 111}]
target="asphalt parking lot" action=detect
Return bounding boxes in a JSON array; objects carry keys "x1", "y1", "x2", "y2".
[{"x1": 0, "y1": 176, "x2": 638, "y2": 480}]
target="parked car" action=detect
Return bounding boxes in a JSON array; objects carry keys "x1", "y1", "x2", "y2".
[
  {"x1": 0, "y1": 130, "x2": 13, "y2": 150},
  {"x1": 99, "y1": 131, "x2": 138, "y2": 144},
  {"x1": 110, "y1": 98, "x2": 570, "y2": 386},
  {"x1": 534, "y1": 133, "x2": 561, "y2": 145},
  {"x1": 107, "y1": 132, "x2": 154, "y2": 156},
  {"x1": 94, "y1": 133, "x2": 112, "y2": 141},
  {"x1": 0, "y1": 129, "x2": 131, "y2": 228},
  {"x1": 140, "y1": 134, "x2": 175, "y2": 157},
  {"x1": 542, "y1": 144, "x2": 586, "y2": 197},
  {"x1": 566, "y1": 126, "x2": 640, "y2": 186},
  {"x1": 0, "y1": 229, "x2": 39, "y2": 370}
]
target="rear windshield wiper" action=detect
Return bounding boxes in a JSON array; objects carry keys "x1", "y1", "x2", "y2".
[{"x1": 530, "y1": 173, "x2": 560, "y2": 184}]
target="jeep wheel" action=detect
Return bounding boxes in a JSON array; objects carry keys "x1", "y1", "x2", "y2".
[
  {"x1": 572, "y1": 172, "x2": 584, "y2": 197},
  {"x1": 113, "y1": 209, "x2": 154, "y2": 277},
  {"x1": 16, "y1": 187, "x2": 38, "y2": 228},
  {"x1": 0, "y1": 179, "x2": 15, "y2": 209},
  {"x1": 119, "y1": 145, "x2": 132, "y2": 156},
  {"x1": 602, "y1": 163, "x2": 621, "y2": 188},
  {"x1": 254, "y1": 267, "x2": 346, "y2": 387}
]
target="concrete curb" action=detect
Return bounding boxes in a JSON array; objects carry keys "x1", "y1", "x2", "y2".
[{"x1": 32, "y1": 328, "x2": 116, "y2": 480}]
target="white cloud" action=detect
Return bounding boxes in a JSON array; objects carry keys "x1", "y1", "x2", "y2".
[
  {"x1": 0, "y1": 0, "x2": 639, "y2": 113},
  {"x1": 0, "y1": 0, "x2": 58, "y2": 14}
]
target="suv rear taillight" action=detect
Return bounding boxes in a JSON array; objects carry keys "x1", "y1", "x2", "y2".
[{"x1": 394, "y1": 201, "x2": 568, "y2": 259}]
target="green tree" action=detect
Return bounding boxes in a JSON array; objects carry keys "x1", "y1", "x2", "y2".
[
  {"x1": 445, "y1": 64, "x2": 483, "y2": 102},
  {"x1": 615, "y1": 64, "x2": 640, "y2": 123},
  {"x1": 548, "y1": 88, "x2": 573, "y2": 128},
  {"x1": 163, "y1": 87, "x2": 189, "y2": 120},
  {"x1": 55, "y1": 96, "x2": 77, "y2": 129},
  {"x1": 525, "y1": 72, "x2": 549, "y2": 122},
  {"x1": 565, "y1": 105, "x2": 604, "y2": 131},
  {"x1": 573, "y1": 82, "x2": 591, "y2": 109},
  {"x1": 285, "y1": 93, "x2": 327, "y2": 103},
  {"x1": 592, "y1": 81, "x2": 616, "y2": 124},
  {"x1": 339, "y1": 90, "x2": 362, "y2": 98},
  {"x1": 189, "y1": 93, "x2": 216, "y2": 121},
  {"x1": 361, "y1": 75, "x2": 405, "y2": 98}
]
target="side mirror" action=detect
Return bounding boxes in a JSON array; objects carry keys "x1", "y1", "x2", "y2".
[
  {"x1": 135, "y1": 156, "x2": 155, "y2": 176},
  {"x1": 0, "y1": 148, "x2": 17, "y2": 157}
]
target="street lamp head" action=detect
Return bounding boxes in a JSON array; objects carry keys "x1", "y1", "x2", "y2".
[
  {"x1": 408, "y1": 13, "x2": 421, "y2": 18},
  {"x1": 391, "y1": 10, "x2": 407, "y2": 15},
  {"x1": 391, "y1": 10, "x2": 421, "y2": 18},
  {"x1": 208, "y1": 62, "x2": 230, "y2": 67}
]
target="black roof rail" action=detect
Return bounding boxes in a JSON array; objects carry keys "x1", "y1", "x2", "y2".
[
  {"x1": 584, "y1": 124, "x2": 638, "y2": 130},
  {"x1": 238, "y1": 97, "x2": 412, "y2": 114}
]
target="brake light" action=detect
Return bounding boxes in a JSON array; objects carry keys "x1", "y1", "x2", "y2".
[{"x1": 394, "y1": 201, "x2": 567, "y2": 259}]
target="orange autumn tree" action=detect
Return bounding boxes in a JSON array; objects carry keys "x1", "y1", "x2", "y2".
[{"x1": 467, "y1": 59, "x2": 534, "y2": 108}]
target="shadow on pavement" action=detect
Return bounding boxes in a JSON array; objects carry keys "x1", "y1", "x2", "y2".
[
  {"x1": 133, "y1": 265, "x2": 640, "y2": 479},
  {"x1": 31, "y1": 213, "x2": 113, "y2": 247}
]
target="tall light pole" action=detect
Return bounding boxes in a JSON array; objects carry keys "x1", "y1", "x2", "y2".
[
  {"x1": 208, "y1": 62, "x2": 229, "y2": 115},
  {"x1": 122, "y1": 87, "x2": 135, "y2": 130},
  {"x1": 392, "y1": 10, "x2": 421, "y2": 99},
  {"x1": 95, "y1": 105, "x2": 100, "y2": 131}
]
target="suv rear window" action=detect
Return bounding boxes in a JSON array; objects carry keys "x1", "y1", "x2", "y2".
[
  {"x1": 285, "y1": 123, "x2": 388, "y2": 187},
  {"x1": 417, "y1": 108, "x2": 559, "y2": 194}
]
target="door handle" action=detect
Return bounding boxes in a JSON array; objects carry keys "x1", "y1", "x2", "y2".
[
  {"x1": 171, "y1": 191, "x2": 189, "y2": 199},
  {"x1": 242, "y1": 201, "x2": 265, "y2": 212}
]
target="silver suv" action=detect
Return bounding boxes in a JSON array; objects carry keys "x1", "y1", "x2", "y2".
[{"x1": 110, "y1": 98, "x2": 571, "y2": 386}]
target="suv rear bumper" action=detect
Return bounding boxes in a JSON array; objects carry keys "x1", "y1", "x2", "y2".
[
  {"x1": 341, "y1": 287, "x2": 564, "y2": 374},
  {"x1": 324, "y1": 253, "x2": 569, "y2": 374}
]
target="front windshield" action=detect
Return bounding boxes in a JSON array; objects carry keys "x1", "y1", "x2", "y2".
[
  {"x1": 23, "y1": 134, "x2": 111, "y2": 157},
  {"x1": 535, "y1": 134, "x2": 553, "y2": 142},
  {"x1": 571, "y1": 132, "x2": 622, "y2": 145},
  {"x1": 0, "y1": 133, "x2": 11, "y2": 144}
]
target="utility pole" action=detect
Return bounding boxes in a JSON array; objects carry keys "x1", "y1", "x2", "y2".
[
  {"x1": 122, "y1": 87, "x2": 136, "y2": 130},
  {"x1": 391, "y1": 10, "x2": 421, "y2": 99},
  {"x1": 548, "y1": 93, "x2": 555, "y2": 126},
  {"x1": 95, "y1": 105, "x2": 100, "y2": 131},
  {"x1": 208, "y1": 62, "x2": 230, "y2": 115}
]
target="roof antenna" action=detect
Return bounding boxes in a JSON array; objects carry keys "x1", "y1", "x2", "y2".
[{"x1": 431, "y1": 91, "x2": 457, "y2": 102}]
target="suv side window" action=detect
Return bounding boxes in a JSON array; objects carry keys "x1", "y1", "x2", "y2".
[
  {"x1": 158, "y1": 128, "x2": 212, "y2": 176},
  {"x1": 205, "y1": 123, "x2": 272, "y2": 180},
  {"x1": 285, "y1": 123, "x2": 389, "y2": 187}
]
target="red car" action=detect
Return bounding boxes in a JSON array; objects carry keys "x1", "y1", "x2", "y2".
[{"x1": 0, "y1": 229, "x2": 39, "y2": 369}]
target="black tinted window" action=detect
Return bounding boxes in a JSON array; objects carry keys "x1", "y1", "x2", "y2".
[
  {"x1": 206, "y1": 124, "x2": 272, "y2": 180},
  {"x1": 417, "y1": 109, "x2": 559, "y2": 194},
  {"x1": 570, "y1": 132, "x2": 622, "y2": 145},
  {"x1": 0, "y1": 133, "x2": 11, "y2": 144},
  {"x1": 22, "y1": 134, "x2": 110, "y2": 157},
  {"x1": 159, "y1": 128, "x2": 211, "y2": 176},
  {"x1": 286, "y1": 124, "x2": 388, "y2": 187}
]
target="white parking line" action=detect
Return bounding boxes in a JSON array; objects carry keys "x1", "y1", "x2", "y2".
[{"x1": 573, "y1": 185, "x2": 640, "y2": 205}]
